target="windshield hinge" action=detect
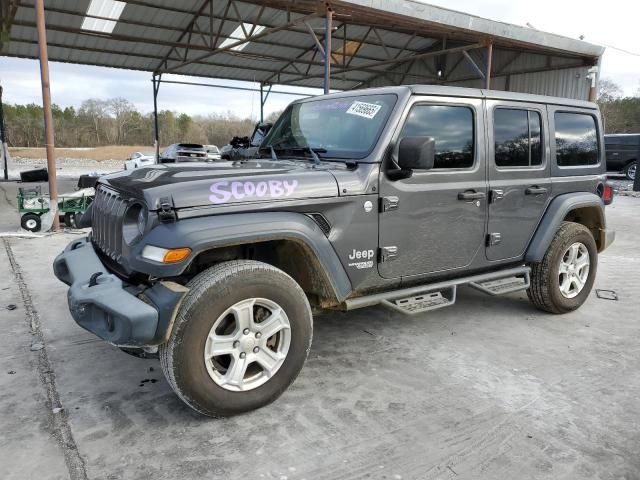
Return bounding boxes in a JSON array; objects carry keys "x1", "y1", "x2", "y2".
[{"x1": 158, "y1": 197, "x2": 176, "y2": 223}]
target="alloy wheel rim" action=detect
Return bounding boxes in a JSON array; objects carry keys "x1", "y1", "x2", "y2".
[
  {"x1": 629, "y1": 163, "x2": 636, "y2": 180},
  {"x1": 558, "y1": 242, "x2": 590, "y2": 299},
  {"x1": 203, "y1": 298, "x2": 291, "y2": 392}
]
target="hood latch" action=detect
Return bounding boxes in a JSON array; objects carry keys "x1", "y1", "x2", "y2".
[{"x1": 158, "y1": 197, "x2": 177, "y2": 223}]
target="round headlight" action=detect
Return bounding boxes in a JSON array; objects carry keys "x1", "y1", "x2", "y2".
[{"x1": 123, "y1": 203, "x2": 147, "y2": 245}]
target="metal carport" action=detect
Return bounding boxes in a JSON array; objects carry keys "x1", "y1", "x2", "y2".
[{"x1": 0, "y1": 0, "x2": 605, "y2": 228}]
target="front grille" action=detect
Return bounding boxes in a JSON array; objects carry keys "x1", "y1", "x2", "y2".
[{"x1": 92, "y1": 185, "x2": 128, "y2": 261}]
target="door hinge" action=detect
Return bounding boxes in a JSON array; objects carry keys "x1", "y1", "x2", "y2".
[
  {"x1": 158, "y1": 197, "x2": 177, "y2": 223},
  {"x1": 490, "y1": 189, "x2": 504, "y2": 203},
  {"x1": 379, "y1": 246, "x2": 398, "y2": 262},
  {"x1": 487, "y1": 233, "x2": 502, "y2": 246},
  {"x1": 380, "y1": 196, "x2": 399, "y2": 212}
]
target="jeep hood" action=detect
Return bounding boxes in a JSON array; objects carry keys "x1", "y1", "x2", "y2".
[{"x1": 100, "y1": 160, "x2": 339, "y2": 210}]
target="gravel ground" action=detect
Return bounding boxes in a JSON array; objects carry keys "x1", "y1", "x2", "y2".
[{"x1": 6, "y1": 156, "x2": 123, "y2": 180}]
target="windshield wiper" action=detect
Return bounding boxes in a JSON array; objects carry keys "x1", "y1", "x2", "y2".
[
  {"x1": 306, "y1": 146, "x2": 321, "y2": 165},
  {"x1": 267, "y1": 142, "x2": 326, "y2": 165}
]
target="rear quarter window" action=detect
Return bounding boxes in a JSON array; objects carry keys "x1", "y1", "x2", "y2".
[{"x1": 555, "y1": 112, "x2": 599, "y2": 166}]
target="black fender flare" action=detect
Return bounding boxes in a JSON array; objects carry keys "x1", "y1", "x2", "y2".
[
  {"x1": 130, "y1": 212, "x2": 353, "y2": 302},
  {"x1": 525, "y1": 192, "x2": 605, "y2": 263}
]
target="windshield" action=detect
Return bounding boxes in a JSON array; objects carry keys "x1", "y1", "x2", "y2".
[{"x1": 262, "y1": 94, "x2": 397, "y2": 159}]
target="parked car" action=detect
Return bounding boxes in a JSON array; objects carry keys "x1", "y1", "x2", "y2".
[
  {"x1": 159, "y1": 143, "x2": 207, "y2": 163},
  {"x1": 605, "y1": 133, "x2": 638, "y2": 180},
  {"x1": 124, "y1": 151, "x2": 154, "y2": 170},
  {"x1": 220, "y1": 122, "x2": 272, "y2": 160},
  {"x1": 54, "y1": 86, "x2": 615, "y2": 417},
  {"x1": 204, "y1": 145, "x2": 222, "y2": 161}
]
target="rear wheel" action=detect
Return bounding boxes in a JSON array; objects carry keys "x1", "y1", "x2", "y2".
[
  {"x1": 527, "y1": 222, "x2": 597, "y2": 314},
  {"x1": 64, "y1": 212, "x2": 77, "y2": 228},
  {"x1": 159, "y1": 260, "x2": 313, "y2": 417},
  {"x1": 21, "y1": 213, "x2": 41, "y2": 232},
  {"x1": 624, "y1": 161, "x2": 637, "y2": 181}
]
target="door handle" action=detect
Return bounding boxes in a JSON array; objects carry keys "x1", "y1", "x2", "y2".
[
  {"x1": 525, "y1": 186, "x2": 548, "y2": 195},
  {"x1": 457, "y1": 191, "x2": 486, "y2": 201}
]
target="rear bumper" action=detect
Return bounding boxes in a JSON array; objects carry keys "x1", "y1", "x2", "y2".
[{"x1": 53, "y1": 238, "x2": 186, "y2": 346}]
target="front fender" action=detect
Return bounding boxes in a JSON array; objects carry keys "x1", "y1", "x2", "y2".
[
  {"x1": 129, "y1": 212, "x2": 352, "y2": 302},
  {"x1": 525, "y1": 192, "x2": 607, "y2": 263}
]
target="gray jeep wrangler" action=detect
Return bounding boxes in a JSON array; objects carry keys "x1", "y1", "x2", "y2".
[{"x1": 53, "y1": 86, "x2": 615, "y2": 417}]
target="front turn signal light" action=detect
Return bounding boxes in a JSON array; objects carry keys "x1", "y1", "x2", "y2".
[
  {"x1": 142, "y1": 245, "x2": 191, "y2": 263},
  {"x1": 163, "y1": 248, "x2": 192, "y2": 263}
]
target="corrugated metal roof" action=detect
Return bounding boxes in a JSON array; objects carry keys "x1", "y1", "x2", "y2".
[{"x1": 0, "y1": 0, "x2": 603, "y2": 98}]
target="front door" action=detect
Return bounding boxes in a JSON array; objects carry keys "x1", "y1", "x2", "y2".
[
  {"x1": 378, "y1": 96, "x2": 487, "y2": 279},
  {"x1": 486, "y1": 101, "x2": 551, "y2": 261}
]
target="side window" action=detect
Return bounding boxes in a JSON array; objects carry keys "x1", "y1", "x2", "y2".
[
  {"x1": 400, "y1": 105, "x2": 474, "y2": 169},
  {"x1": 555, "y1": 112, "x2": 599, "y2": 166},
  {"x1": 494, "y1": 108, "x2": 542, "y2": 168}
]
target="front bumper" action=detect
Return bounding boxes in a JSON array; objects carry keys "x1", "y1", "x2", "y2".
[{"x1": 53, "y1": 238, "x2": 187, "y2": 346}]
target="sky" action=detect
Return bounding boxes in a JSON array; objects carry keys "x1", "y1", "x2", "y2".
[{"x1": 0, "y1": 0, "x2": 638, "y2": 120}]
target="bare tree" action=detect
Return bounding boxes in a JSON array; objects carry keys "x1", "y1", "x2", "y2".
[
  {"x1": 598, "y1": 78, "x2": 623, "y2": 102},
  {"x1": 109, "y1": 98, "x2": 137, "y2": 144},
  {"x1": 79, "y1": 99, "x2": 109, "y2": 144}
]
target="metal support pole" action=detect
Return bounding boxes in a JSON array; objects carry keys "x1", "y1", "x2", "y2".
[
  {"x1": 323, "y1": 6, "x2": 333, "y2": 95},
  {"x1": 485, "y1": 41, "x2": 493, "y2": 90},
  {"x1": 588, "y1": 60, "x2": 601, "y2": 103},
  {"x1": 152, "y1": 73, "x2": 161, "y2": 160},
  {"x1": 0, "y1": 85, "x2": 8, "y2": 180},
  {"x1": 260, "y1": 83, "x2": 264, "y2": 123},
  {"x1": 35, "y1": 0, "x2": 59, "y2": 230}
]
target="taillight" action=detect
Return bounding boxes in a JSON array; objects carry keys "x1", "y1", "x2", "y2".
[{"x1": 602, "y1": 183, "x2": 614, "y2": 205}]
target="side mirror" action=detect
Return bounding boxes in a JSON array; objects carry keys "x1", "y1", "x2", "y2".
[{"x1": 398, "y1": 136, "x2": 435, "y2": 171}]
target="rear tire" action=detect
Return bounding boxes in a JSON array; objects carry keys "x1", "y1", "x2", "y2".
[
  {"x1": 159, "y1": 260, "x2": 313, "y2": 417},
  {"x1": 527, "y1": 222, "x2": 597, "y2": 314},
  {"x1": 21, "y1": 213, "x2": 41, "y2": 232},
  {"x1": 64, "y1": 212, "x2": 77, "y2": 228},
  {"x1": 624, "y1": 161, "x2": 637, "y2": 181}
]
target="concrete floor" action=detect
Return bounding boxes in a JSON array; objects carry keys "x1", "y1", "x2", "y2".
[{"x1": 0, "y1": 193, "x2": 639, "y2": 480}]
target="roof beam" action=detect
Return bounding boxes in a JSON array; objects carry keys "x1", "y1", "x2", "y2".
[
  {"x1": 16, "y1": 2, "x2": 412, "y2": 66},
  {"x1": 154, "y1": 0, "x2": 214, "y2": 72},
  {"x1": 462, "y1": 50, "x2": 485, "y2": 79},
  {"x1": 283, "y1": 42, "x2": 485, "y2": 84}
]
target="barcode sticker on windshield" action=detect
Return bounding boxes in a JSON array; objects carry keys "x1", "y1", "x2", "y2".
[{"x1": 346, "y1": 101, "x2": 382, "y2": 119}]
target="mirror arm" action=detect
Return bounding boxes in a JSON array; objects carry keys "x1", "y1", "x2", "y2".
[{"x1": 386, "y1": 168, "x2": 413, "y2": 181}]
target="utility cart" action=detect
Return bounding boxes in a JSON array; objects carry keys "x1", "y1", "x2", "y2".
[{"x1": 17, "y1": 186, "x2": 94, "y2": 232}]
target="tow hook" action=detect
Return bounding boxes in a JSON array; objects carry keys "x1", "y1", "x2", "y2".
[{"x1": 88, "y1": 272, "x2": 103, "y2": 287}]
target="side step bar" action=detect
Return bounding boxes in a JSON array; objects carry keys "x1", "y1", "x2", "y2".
[{"x1": 345, "y1": 266, "x2": 531, "y2": 314}]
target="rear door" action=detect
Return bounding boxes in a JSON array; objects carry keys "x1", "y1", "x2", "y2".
[
  {"x1": 378, "y1": 96, "x2": 488, "y2": 279},
  {"x1": 486, "y1": 101, "x2": 551, "y2": 261}
]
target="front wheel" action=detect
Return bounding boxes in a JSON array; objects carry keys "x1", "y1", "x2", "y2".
[
  {"x1": 527, "y1": 222, "x2": 597, "y2": 314},
  {"x1": 159, "y1": 260, "x2": 313, "y2": 417}
]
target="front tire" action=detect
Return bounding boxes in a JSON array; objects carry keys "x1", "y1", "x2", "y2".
[
  {"x1": 527, "y1": 222, "x2": 597, "y2": 314},
  {"x1": 159, "y1": 260, "x2": 313, "y2": 417}
]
